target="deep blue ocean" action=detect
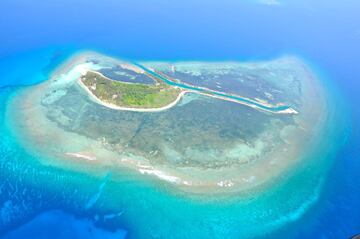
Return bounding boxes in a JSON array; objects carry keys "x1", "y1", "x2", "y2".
[{"x1": 0, "y1": 0, "x2": 359, "y2": 238}]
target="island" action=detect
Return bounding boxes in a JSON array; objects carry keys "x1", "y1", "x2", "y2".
[
  {"x1": 6, "y1": 51, "x2": 328, "y2": 194},
  {"x1": 78, "y1": 70, "x2": 183, "y2": 111}
]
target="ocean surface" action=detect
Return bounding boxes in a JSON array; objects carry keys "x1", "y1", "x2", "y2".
[{"x1": 0, "y1": 0, "x2": 359, "y2": 238}]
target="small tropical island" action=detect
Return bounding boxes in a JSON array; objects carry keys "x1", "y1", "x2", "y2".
[
  {"x1": 79, "y1": 70, "x2": 182, "y2": 111},
  {"x1": 6, "y1": 51, "x2": 328, "y2": 194}
]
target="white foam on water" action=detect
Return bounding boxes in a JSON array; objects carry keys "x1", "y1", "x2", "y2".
[
  {"x1": 139, "y1": 168, "x2": 182, "y2": 184},
  {"x1": 65, "y1": 153, "x2": 97, "y2": 161}
]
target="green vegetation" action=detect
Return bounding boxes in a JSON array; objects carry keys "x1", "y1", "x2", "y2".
[{"x1": 80, "y1": 71, "x2": 181, "y2": 109}]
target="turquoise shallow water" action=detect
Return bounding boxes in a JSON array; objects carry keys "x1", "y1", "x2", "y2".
[{"x1": 0, "y1": 47, "x2": 350, "y2": 238}]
